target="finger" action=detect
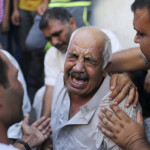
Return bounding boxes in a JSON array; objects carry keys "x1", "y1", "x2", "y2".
[
  {"x1": 44, "y1": 129, "x2": 52, "y2": 139},
  {"x1": 110, "y1": 74, "x2": 119, "y2": 91},
  {"x1": 110, "y1": 104, "x2": 129, "y2": 121},
  {"x1": 112, "y1": 84, "x2": 130, "y2": 105},
  {"x1": 98, "y1": 113, "x2": 115, "y2": 128},
  {"x1": 23, "y1": 114, "x2": 30, "y2": 125},
  {"x1": 42, "y1": 125, "x2": 50, "y2": 134},
  {"x1": 98, "y1": 124, "x2": 113, "y2": 138},
  {"x1": 136, "y1": 110, "x2": 144, "y2": 126},
  {"x1": 37, "y1": 118, "x2": 50, "y2": 131},
  {"x1": 101, "y1": 107, "x2": 119, "y2": 125},
  {"x1": 132, "y1": 90, "x2": 139, "y2": 108},
  {"x1": 32, "y1": 116, "x2": 47, "y2": 127},
  {"x1": 109, "y1": 83, "x2": 123, "y2": 101},
  {"x1": 124, "y1": 88, "x2": 135, "y2": 108}
]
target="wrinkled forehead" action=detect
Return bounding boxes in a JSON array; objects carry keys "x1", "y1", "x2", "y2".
[{"x1": 69, "y1": 29, "x2": 105, "y2": 52}]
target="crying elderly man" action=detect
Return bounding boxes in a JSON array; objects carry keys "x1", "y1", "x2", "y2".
[{"x1": 50, "y1": 26, "x2": 141, "y2": 150}]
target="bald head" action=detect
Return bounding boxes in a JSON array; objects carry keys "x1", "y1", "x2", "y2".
[{"x1": 68, "y1": 26, "x2": 112, "y2": 69}]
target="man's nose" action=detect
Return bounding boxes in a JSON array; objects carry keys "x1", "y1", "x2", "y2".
[
  {"x1": 134, "y1": 33, "x2": 140, "y2": 43},
  {"x1": 51, "y1": 37, "x2": 59, "y2": 46},
  {"x1": 73, "y1": 60, "x2": 85, "y2": 72}
]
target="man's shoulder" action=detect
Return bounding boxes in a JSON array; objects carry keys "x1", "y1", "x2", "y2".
[
  {"x1": 100, "y1": 91, "x2": 141, "y2": 121},
  {"x1": 45, "y1": 46, "x2": 65, "y2": 63}
]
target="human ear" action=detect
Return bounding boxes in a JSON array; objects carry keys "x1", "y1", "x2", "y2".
[
  {"x1": 69, "y1": 18, "x2": 77, "y2": 30},
  {"x1": 103, "y1": 62, "x2": 112, "y2": 77}
]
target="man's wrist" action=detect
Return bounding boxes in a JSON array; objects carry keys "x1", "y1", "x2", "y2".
[
  {"x1": 127, "y1": 138, "x2": 150, "y2": 150},
  {"x1": 14, "y1": 139, "x2": 31, "y2": 150}
]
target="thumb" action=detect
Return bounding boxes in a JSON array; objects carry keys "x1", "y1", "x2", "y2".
[
  {"x1": 136, "y1": 110, "x2": 144, "y2": 126},
  {"x1": 22, "y1": 114, "x2": 30, "y2": 126}
]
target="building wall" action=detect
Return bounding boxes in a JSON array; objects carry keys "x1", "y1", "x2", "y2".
[{"x1": 93, "y1": 0, "x2": 139, "y2": 49}]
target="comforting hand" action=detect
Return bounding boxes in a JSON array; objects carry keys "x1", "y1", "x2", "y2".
[
  {"x1": 21, "y1": 114, "x2": 51, "y2": 148},
  {"x1": 11, "y1": 10, "x2": 20, "y2": 26},
  {"x1": 109, "y1": 73, "x2": 138, "y2": 108},
  {"x1": 98, "y1": 104, "x2": 145, "y2": 149},
  {"x1": 144, "y1": 70, "x2": 150, "y2": 93}
]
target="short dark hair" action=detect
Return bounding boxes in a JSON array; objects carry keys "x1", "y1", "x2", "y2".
[
  {"x1": 0, "y1": 56, "x2": 9, "y2": 88},
  {"x1": 131, "y1": 0, "x2": 150, "y2": 19},
  {"x1": 40, "y1": 7, "x2": 73, "y2": 30}
]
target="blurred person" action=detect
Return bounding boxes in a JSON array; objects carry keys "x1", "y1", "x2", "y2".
[
  {"x1": 0, "y1": 49, "x2": 31, "y2": 140},
  {"x1": 98, "y1": 0, "x2": 150, "y2": 149},
  {"x1": 26, "y1": 0, "x2": 92, "y2": 52},
  {"x1": 11, "y1": 0, "x2": 49, "y2": 103},
  {"x1": 0, "y1": 52, "x2": 51, "y2": 150}
]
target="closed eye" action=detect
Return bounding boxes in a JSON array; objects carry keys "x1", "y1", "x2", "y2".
[{"x1": 84, "y1": 57, "x2": 98, "y2": 65}]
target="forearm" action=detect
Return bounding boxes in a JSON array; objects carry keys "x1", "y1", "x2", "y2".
[
  {"x1": 4, "y1": 0, "x2": 10, "y2": 21},
  {"x1": 13, "y1": 0, "x2": 19, "y2": 11},
  {"x1": 127, "y1": 139, "x2": 150, "y2": 150},
  {"x1": 41, "y1": 85, "x2": 54, "y2": 117},
  {"x1": 13, "y1": 136, "x2": 31, "y2": 150},
  {"x1": 43, "y1": 0, "x2": 50, "y2": 4},
  {"x1": 110, "y1": 47, "x2": 147, "y2": 73}
]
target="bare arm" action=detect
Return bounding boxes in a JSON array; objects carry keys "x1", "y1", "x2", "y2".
[
  {"x1": 110, "y1": 47, "x2": 147, "y2": 73},
  {"x1": 2, "y1": 0, "x2": 10, "y2": 32},
  {"x1": 11, "y1": 0, "x2": 20, "y2": 26},
  {"x1": 36, "y1": 0, "x2": 50, "y2": 16},
  {"x1": 42, "y1": 85, "x2": 54, "y2": 117}
]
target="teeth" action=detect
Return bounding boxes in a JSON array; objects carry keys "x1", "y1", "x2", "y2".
[{"x1": 73, "y1": 78, "x2": 84, "y2": 85}]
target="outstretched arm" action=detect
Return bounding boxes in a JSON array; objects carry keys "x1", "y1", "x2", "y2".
[
  {"x1": 98, "y1": 105, "x2": 150, "y2": 150},
  {"x1": 110, "y1": 47, "x2": 147, "y2": 73}
]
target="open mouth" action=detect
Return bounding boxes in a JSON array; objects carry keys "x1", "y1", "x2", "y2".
[{"x1": 70, "y1": 76, "x2": 88, "y2": 89}]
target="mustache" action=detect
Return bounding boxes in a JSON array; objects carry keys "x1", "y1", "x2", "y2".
[
  {"x1": 54, "y1": 42, "x2": 67, "y2": 49},
  {"x1": 68, "y1": 70, "x2": 89, "y2": 81}
]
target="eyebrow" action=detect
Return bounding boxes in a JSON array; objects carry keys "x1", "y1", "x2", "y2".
[
  {"x1": 85, "y1": 56, "x2": 98, "y2": 64},
  {"x1": 67, "y1": 52, "x2": 77, "y2": 56}
]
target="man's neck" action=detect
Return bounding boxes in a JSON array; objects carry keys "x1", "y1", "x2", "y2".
[
  {"x1": 69, "y1": 93, "x2": 92, "y2": 119},
  {"x1": 0, "y1": 124, "x2": 10, "y2": 145}
]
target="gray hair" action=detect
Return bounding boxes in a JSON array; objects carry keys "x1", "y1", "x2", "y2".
[{"x1": 67, "y1": 26, "x2": 112, "y2": 70}]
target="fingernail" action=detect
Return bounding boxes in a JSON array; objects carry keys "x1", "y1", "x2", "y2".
[
  {"x1": 98, "y1": 113, "x2": 102, "y2": 118},
  {"x1": 111, "y1": 86, "x2": 115, "y2": 90},
  {"x1": 133, "y1": 104, "x2": 136, "y2": 108},
  {"x1": 125, "y1": 103, "x2": 129, "y2": 107},
  {"x1": 109, "y1": 97, "x2": 113, "y2": 100},
  {"x1": 113, "y1": 101, "x2": 118, "y2": 105},
  {"x1": 101, "y1": 107, "x2": 106, "y2": 112}
]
